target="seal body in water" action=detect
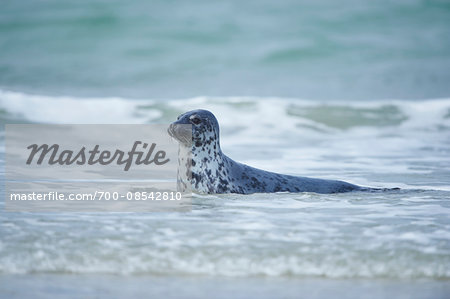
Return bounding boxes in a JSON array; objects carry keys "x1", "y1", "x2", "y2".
[{"x1": 168, "y1": 109, "x2": 364, "y2": 194}]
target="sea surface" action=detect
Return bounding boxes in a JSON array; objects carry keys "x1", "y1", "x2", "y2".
[
  {"x1": 1, "y1": 0, "x2": 450, "y2": 100},
  {"x1": 0, "y1": 91, "x2": 450, "y2": 298},
  {"x1": 1, "y1": 0, "x2": 450, "y2": 298}
]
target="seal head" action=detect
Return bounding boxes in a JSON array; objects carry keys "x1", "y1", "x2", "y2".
[{"x1": 169, "y1": 109, "x2": 220, "y2": 150}]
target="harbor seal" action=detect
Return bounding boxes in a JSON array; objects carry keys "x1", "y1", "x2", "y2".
[{"x1": 168, "y1": 109, "x2": 364, "y2": 194}]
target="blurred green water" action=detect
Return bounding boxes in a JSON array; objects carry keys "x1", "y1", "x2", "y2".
[{"x1": 0, "y1": 0, "x2": 449, "y2": 99}]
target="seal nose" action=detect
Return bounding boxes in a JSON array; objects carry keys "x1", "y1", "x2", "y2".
[{"x1": 167, "y1": 123, "x2": 176, "y2": 137}]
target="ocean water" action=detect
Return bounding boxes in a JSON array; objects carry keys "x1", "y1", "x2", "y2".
[
  {"x1": 0, "y1": 91, "x2": 450, "y2": 298},
  {"x1": 1, "y1": 0, "x2": 450, "y2": 99},
  {"x1": 1, "y1": 0, "x2": 450, "y2": 297}
]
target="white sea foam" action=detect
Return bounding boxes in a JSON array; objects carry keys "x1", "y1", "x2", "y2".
[
  {"x1": 0, "y1": 89, "x2": 156, "y2": 124},
  {"x1": 1, "y1": 89, "x2": 449, "y2": 129}
]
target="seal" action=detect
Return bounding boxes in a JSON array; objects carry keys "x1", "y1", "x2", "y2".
[{"x1": 168, "y1": 109, "x2": 364, "y2": 194}]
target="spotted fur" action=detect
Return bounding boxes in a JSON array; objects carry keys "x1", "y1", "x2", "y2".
[{"x1": 168, "y1": 109, "x2": 363, "y2": 194}]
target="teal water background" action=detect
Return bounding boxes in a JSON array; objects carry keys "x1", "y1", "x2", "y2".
[
  {"x1": 1, "y1": 1, "x2": 450, "y2": 298},
  {"x1": 1, "y1": 0, "x2": 449, "y2": 99}
]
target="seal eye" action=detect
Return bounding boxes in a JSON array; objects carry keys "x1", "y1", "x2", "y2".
[{"x1": 190, "y1": 116, "x2": 202, "y2": 125}]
